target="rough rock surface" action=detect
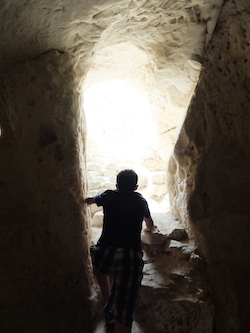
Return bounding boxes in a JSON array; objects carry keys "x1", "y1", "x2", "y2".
[
  {"x1": 87, "y1": 155, "x2": 170, "y2": 213},
  {"x1": 0, "y1": 0, "x2": 250, "y2": 332},
  {"x1": 92, "y1": 212, "x2": 213, "y2": 332},
  {"x1": 167, "y1": 1, "x2": 250, "y2": 332},
  {"x1": 0, "y1": 51, "x2": 94, "y2": 332}
]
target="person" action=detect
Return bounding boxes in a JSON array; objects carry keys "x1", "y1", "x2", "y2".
[{"x1": 85, "y1": 169, "x2": 155, "y2": 333}]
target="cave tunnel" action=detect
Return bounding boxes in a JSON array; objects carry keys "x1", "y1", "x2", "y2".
[
  {"x1": 82, "y1": 41, "x2": 198, "y2": 226},
  {"x1": 1, "y1": 1, "x2": 250, "y2": 333}
]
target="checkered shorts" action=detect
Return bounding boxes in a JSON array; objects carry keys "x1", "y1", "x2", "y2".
[{"x1": 90, "y1": 245, "x2": 144, "y2": 326}]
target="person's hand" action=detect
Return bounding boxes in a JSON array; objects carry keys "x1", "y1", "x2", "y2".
[
  {"x1": 84, "y1": 197, "x2": 96, "y2": 205},
  {"x1": 143, "y1": 225, "x2": 159, "y2": 233}
]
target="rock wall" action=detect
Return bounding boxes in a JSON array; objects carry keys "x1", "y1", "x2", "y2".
[
  {"x1": 86, "y1": 153, "x2": 169, "y2": 218},
  {"x1": 0, "y1": 51, "x2": 93, "y2": 332},
  {"x1": 168, "y1": 1, "x2": 250, "y2": 332},
  {"x1": 1, "y1": 1, "x2": 250, "y2": 332}
]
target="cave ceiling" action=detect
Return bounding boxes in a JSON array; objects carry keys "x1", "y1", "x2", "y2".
[
  {"x1": 0, "y1": 0, "x2": 224, "y2": 112},
  {"x1": 0, "y1": 0, "x2": 224, "y2": 73}
]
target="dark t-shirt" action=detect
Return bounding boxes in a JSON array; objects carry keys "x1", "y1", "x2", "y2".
[{"x1": 95, "y1": 189, "x2": 150, "y2": 250}]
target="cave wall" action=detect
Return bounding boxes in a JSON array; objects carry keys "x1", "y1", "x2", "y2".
[
  {"x1": 0, "y1": 50, "x2": 93, "y2": 332},
  {"x1": 0, "y1": 1, "x2": 249, "y2": 332},
  {"x1": 168, "y1": 1, "x2": 250, "y2": 332}
]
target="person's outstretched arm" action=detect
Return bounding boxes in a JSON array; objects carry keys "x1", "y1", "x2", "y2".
[
  {"x1": 144, "y1": 216, "x2": 156, "y2": 232},
  {"x1": 84, "y1": 197, "x2": 96, "y2": 205}
]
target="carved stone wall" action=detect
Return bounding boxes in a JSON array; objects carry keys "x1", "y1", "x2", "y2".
[
  {"x1": 0, "y1": 51, "x2": 93, "y2": 332},
  {"x1": 0, "y1": 0, "x2": 250, "y2": 332},
  {"x1": 168, "y1": 1, "x2": 250, "y2": 332}
]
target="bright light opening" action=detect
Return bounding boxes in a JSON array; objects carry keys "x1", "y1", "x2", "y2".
[
  {"x1": 83, "y1": 79, "x2": 169, "y2": 217},
  {"x1": 83, "y1": 79, "x2": 157, "y2": 163},
  {"x1": 82, "y1": 41, "x2": 201, "y2": 238}
]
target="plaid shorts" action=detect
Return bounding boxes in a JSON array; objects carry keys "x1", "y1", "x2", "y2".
[{"x1": 90, "y1": 245, "x2": 144, "y2": 326}]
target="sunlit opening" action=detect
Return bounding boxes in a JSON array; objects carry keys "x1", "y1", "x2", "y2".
[
  {"x1": 81, "y1": 40, "x2": 202, "y2": 241},
  {"x1": 82, "y1": 41, "x2": 200, "y2": 219},
  {"x1": 83, "y1": 79, "x2": 157, "y2": 163},
  {"x1": 83, "y1": 78, "x2": 169, "y2": 232}
]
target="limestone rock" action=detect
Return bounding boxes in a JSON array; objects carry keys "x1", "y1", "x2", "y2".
[
  {"x1": 91, "y1": 211, "x2": 103, "y2": 228},
  {"x1": 152, "y1": 172, "x2": 167, "y2": 185},
  {"x1": 88, "y1": 181, "x2": 101, "y2": 191},
  {"x1": 103, "y1": 182, "x2": 115, "y2": 189},
  {"x1": 137, "y1": 174, "x2": 148, "y2": 190},
  {"x1": 150, "y1": 184, "x2": 168, "y2": 201},
  {"x1": 0, "y1": 0, "x2": 249, "y2": 332},
  {"x1": 141, "y1": 230, "x2": 168, "y2": 247},
  {"x1": 167, "y1": 228, "x2": 188, "y2": 241},
  {"x1": 143, "y1": 150, "x2": 166, "y2": 171},
  {"x1": 89, "y1": 204, "x2": 103, "y2": 217},
  {"x1": 102, "y1": 169, "x2": 115, "y2": 177},
  {"x1": 91, "y1": 227, "x2": 102, "y2": 245},
  {"x1": 87, "y1": 162, "x2": 102, "y2": 173}
]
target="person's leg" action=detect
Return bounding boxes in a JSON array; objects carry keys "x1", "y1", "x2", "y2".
[
  {"x1": 94, "y1": 267, "x2": 110, "y2": 304},
  {"x1": 113, "y1": 249, "x2": 144, "y2": 329},
  {"x1": 114, "y1": 320, "x2": 131, "y2": 333},
  {"x1": 91, "y1": 246, "x2": 117, "y2": 325}
]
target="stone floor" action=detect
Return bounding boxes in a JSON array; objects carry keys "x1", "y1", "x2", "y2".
[{"x1": 91, "y1": 211, "x2": 214, "y2": 333}]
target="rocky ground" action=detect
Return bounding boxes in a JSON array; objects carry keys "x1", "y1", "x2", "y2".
[{"x1": 91, "y1": 211, "x2": 214, "y2": 333}]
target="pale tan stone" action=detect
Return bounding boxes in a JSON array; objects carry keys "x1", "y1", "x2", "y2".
[
  {"x1": 103, "y1": 182, "x2": 115, "y2": 189},
  {"x1": 137, "y1": 174, "x2": 148, "y2": 190},
  {"x1": 87, "y1": 163, "x2": 102, "y2": 173},
  {"x1": 91, "y1": 211, "x2": 104, "y2": 228},
  {"x1": 152, "y1": 172, "x2": 167, "y2": 185},
  {"x1": 90, "y1": 204, "x2": 102, "y2": 217},
  {"x1": 142, "y1": 150, "x2": 166, "y2": 171},
  {"x1": 108, "y1": 175, "x2": 116, "y2": 183},
  {"x1": 102, "y1": 169, "x2": 116, "y2": 177},
  {"x1": 150, "y1": 184, "x2": 168, "y2": 201},
  {"x1": 88, "y1": 181, "x2": 101, "y2": 191},
  {"x1": 87, "y1": 171, "x2": 99, "y2": 180},
  {"x1": 104, "y1": 162, "x2": 118, "y2": 170},
  {"x1": 0, "y1": 1, "x2": 249, "y2": 332}
]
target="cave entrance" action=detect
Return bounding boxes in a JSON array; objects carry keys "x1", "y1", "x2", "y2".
[
  {"x1": 82, "y1": 41, "x2": 200, "y2": 242},
  {"x1": 83, "y1": 79, "x2": 170, "y2": 241},
  {"x1": 81, "y1": 39, "x2": 208, "y2": 332}
]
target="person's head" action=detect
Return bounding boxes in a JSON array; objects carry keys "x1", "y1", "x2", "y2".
[{"x1": 116, "y1": 169, "x2": 138, "y2": 192}]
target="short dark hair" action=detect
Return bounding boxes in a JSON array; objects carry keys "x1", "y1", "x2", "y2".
[{"x1": 116, "y1": 169, "x2": 138, "y2": 191}]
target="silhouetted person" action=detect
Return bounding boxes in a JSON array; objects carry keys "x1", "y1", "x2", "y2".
[{"x1": 85, "y1": 169, "x2": 155, "y2": 333}]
